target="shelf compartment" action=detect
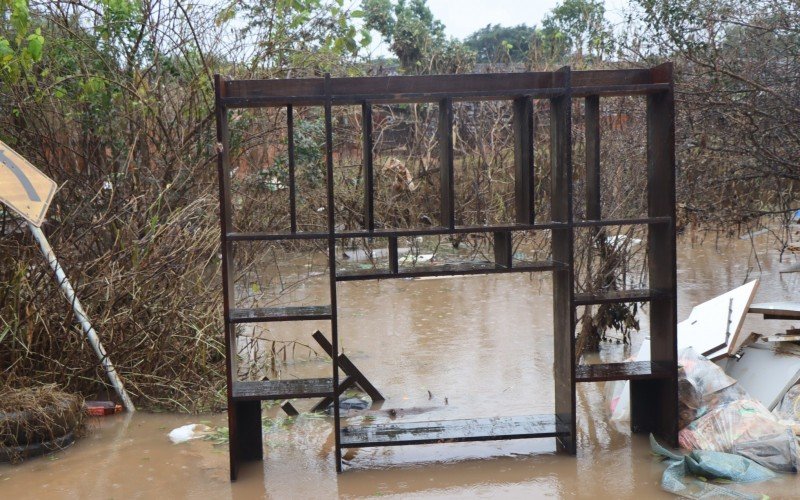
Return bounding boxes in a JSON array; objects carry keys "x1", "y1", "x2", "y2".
[
  {"x1": 574, "y1": 289, "x2": 668, "y2": 306},
  {"x1": 336, "y1": 260, "x2": 563, "y2": 281},
  {"x1": 340, "y1": 414, "x2": 569, "y2": 448},
  {"x1": 232, "y1": 378, "x2": 334, "y2": 401},
  {"x1": 572, "y1": 216, "x2": 672, "y2": 228},
  {"x1": 576, "y1": 361, "x2": 673, "y2": 382},
  {"x1": 229, "y1": 305, "x2": 332, "y2": 323}
]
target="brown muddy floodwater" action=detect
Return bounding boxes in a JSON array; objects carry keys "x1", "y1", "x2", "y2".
[{"x1": 2, "y1": 233, "x2": 800, "y2": 499}]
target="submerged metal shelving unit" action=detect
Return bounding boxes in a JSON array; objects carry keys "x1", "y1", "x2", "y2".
[{"x1": 214, "y1": 64, "x2": 677, "y2": 480}]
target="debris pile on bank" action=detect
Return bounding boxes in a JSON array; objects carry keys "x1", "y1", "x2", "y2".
[
  {"x1": 0, "y1": 385, "x2": 84, "y2": 463},
  {"x1": 619, "y1": 282, "x2": 800, "y2": 497}
]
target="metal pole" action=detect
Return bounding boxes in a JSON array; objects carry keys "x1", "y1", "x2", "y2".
[{"x1": 28, "y1": 222, "x2": 135, "y2": 412}]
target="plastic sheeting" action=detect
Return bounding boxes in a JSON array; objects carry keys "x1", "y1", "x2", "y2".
[
  {"x1": 775, "y1": 384, "x2": 800, "y2": 435},
  {"x1": 678, "y1": 347, "x2": 746, "y2": 428},
  {"x1": 677, "y1": 348, "x2": 800, "y2": 473},
  {"x1": 651, "y1": 434, "x2": 775, "y2": 499},
  {"x1": 680, "y1": 399, "x2": 800, "y2": 473}
]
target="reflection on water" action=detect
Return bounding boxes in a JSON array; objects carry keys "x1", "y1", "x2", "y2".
[{"x1": 1, "y1": 234, "x2": 798, "y2": 499}]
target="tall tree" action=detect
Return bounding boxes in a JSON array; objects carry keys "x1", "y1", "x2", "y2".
[
  {"x1": 464, "y1": 24, "x2": 538, "y2": 63},
  {"x1": 541, "y1": 0, "x2": 612, "y2": 61},
  {"x1": 628, "y1": 0, "x2": 800, "y2": 243},
  {"x1": 363, "y1": 0, "x2": 474, "y2": 74}
]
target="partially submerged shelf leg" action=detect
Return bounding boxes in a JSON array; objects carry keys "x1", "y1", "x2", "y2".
[
  {"x1": 229, "y1": 399, "x2": 263, "y2": 481},
  {"x1": 493, "y1": 231, "x2": 513, "y2": 268},
  {"x1": 642, "y1": 64, "x2": 678, "y2": 446},
  {"x1": 388, "y1": 236, "x2": 399, "y2": 275},
  {"x1": 550, "y1": 67, "x2": 576, "y2": 455},
  {"x1": 630, "y1": 378, "x2": 677, "y2": 445}
]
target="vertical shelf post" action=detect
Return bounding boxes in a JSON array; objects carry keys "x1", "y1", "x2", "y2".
[
  {"x1": 388, "y1": 236, "x2": 399, "y2": 274},
  {"x1": 438, "y1": 98, "x2": 455, "y2": 229},
  {"x1": 215, "y1": 75, "x2": 263, "y2": 481},
  {"x1": 362, "y1": 102, "x2": 375, "y2": 232},
  {"x1": 550, "y1": 67, "x2": 576, "y2": 455},
  {"x1": 513, "y1": 96, "x2": 535, "y2": 224},
  {"x1": 493, "y1": 231, "x2": 513, "y2": 268},
  {"x1": 584, "y1": 95, "x2": 601, "y2": 221},
  {"x1": 631, "y1": 63, "x2": 678, "y2": 446},
  {"x1": 288, "y1": 104, "x2": 297, "y2": 233},
  {"x1": 323, "y1": 74, "x2": 343, "y2": 472}
]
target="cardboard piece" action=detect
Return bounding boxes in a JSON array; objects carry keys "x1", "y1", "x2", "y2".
[{"x1": 724, "y1": 343, "x2": 800, "y2": 410}]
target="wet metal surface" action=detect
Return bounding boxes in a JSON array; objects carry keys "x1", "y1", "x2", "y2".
[{"x1": 1, "y1": 235, "x2": 799, "y2": 498}]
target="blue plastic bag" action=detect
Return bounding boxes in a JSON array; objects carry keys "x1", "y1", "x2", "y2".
[{"x1": 651, "y1": 434, "x2": 774, "y2": 499}]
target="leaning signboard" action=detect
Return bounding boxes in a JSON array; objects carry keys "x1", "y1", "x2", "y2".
[{"x1": 0, "y1": 140, "x2": 57, "y2": 227}]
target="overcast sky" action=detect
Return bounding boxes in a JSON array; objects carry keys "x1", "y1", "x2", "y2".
[
  {"x1": 365, "y1": 0, "x2": 631, "y2": 57},
  {"x1": 425, "y1": 0, "x2": 563, "y2": 39}
]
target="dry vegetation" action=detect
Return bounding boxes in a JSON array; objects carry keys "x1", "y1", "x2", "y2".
[{"x1": 0, "y1": 0, "x2": 797, "y2": 409}]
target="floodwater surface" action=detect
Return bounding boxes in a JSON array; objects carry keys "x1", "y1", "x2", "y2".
[{"x1": 2, "y1": 233, "x2": 799, "y2": 499}]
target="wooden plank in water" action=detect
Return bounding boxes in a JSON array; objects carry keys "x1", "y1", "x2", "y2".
[
  {"x1": 232, "y1": 379, "x2": 333, "y2": 401},
  {"x1": 340, "y1": 415, "x2": 569, "y2": 447},
  {"x1": 576, "y1": 361, "x2": 673, "y2": 382},
  {"x1": 749, "y1": 302, "x2": 800, "y2": 320}
]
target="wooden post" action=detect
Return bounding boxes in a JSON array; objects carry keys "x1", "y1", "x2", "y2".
[
  {"x1": 362, "y1": 102, "x2": 375, "y2": 232},
  {"x1": 584, "y1": 95, "x2": 601, "y2": 221},
  {"x1": 550, "y1": 67, "x2": 576, "y2": 455},
  {"x1": 513, "y1": 97, "x2": 535, "y2": 224},
  {"x1": 215, "y1": 75, "x2": 260, "y2": 480},
  {"x1": 439, "y1": 98, "x2": 455, "y2": 228},
  {"x1": 388, "y1": 236, "x2": 399, "y2": 274},
  {"x1": 493, "y1": 231, "x2": 513, "y2": 268},
  {"x1": 288, "y1": 104, "x2": 297, "y2": 233},
  {"x1": 631, "y1": 63, "x2": 678, "y2": 446},
  {"x1": 323, "y1": 74, "x2": 343, "y2": 472}
]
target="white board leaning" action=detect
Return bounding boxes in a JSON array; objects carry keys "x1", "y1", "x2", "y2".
[{"x1": 0, "y1": 140, "x2": 57, "y2": 227}]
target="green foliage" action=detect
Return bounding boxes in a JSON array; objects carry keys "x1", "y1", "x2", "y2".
[
  {"x1": 0, "y1": 0, "x2": 45, "y2": 80},
  {"x1": 271, "y1": 118, "x2": 326, "y2": 187},
  {"x1": 464, "y1": 24, "x2": 538, "y2": 63},
  {"x1": 362, "y1": 0, "x2": 474, "y2": 74},
  {"x1": 541, "y1": 0, "x2": 612, "y2": 61},
  {"x1": 241, "y1": 0, "x2": 371, "y2": 73}
]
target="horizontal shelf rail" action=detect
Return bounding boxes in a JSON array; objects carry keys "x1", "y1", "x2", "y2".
[
  {"x1": 227, "y1": 223, "x2": 567, "y2": 242},
  {"x1": 571, "y1": 83, "x2": 671, "y2": 97},
  {"x1": 227, "y1": 231, "x2": 328, "y2": 242},
  {"x1": 572, "y1": 216, "x2": 672, "y2": 228},
  {"x1": 336, "y1": 260, "x2": 564, "y2": 281},
  {"x1": 217, "y1": 68, "x2": 664, "y2": 109},
  {"x1": 574, "y1": 288, "x2": 669, "y2": 306},
  {"x1": 231, "y1": 378, "x2": 334, "y2": 401},
  {"x1": 229, "y1": 305, "x2": 332, "y2": 323},
  {"x1": 340, "y1": 415, "x2": 570, "y2": 448},
  {"x1": 575, "y1": 361, "x2": 673, "y2": 382}
]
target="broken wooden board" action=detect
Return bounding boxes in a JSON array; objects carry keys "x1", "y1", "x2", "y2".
[
  {"x1": 724, "y1": 343, "x2": 800, "y2": 410},
  {"x1": 749, "y1": 302, "x2": 800, "y2": 321},
  {"x1": 609, "y1": 280, "x2": 759, "y2": 421},
  {"x1": 679, "y1": 279, "x2": 760, "y2": 359},
  {"x1": 761, "y1": 335, "x2": 800, "y2": 342}
]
